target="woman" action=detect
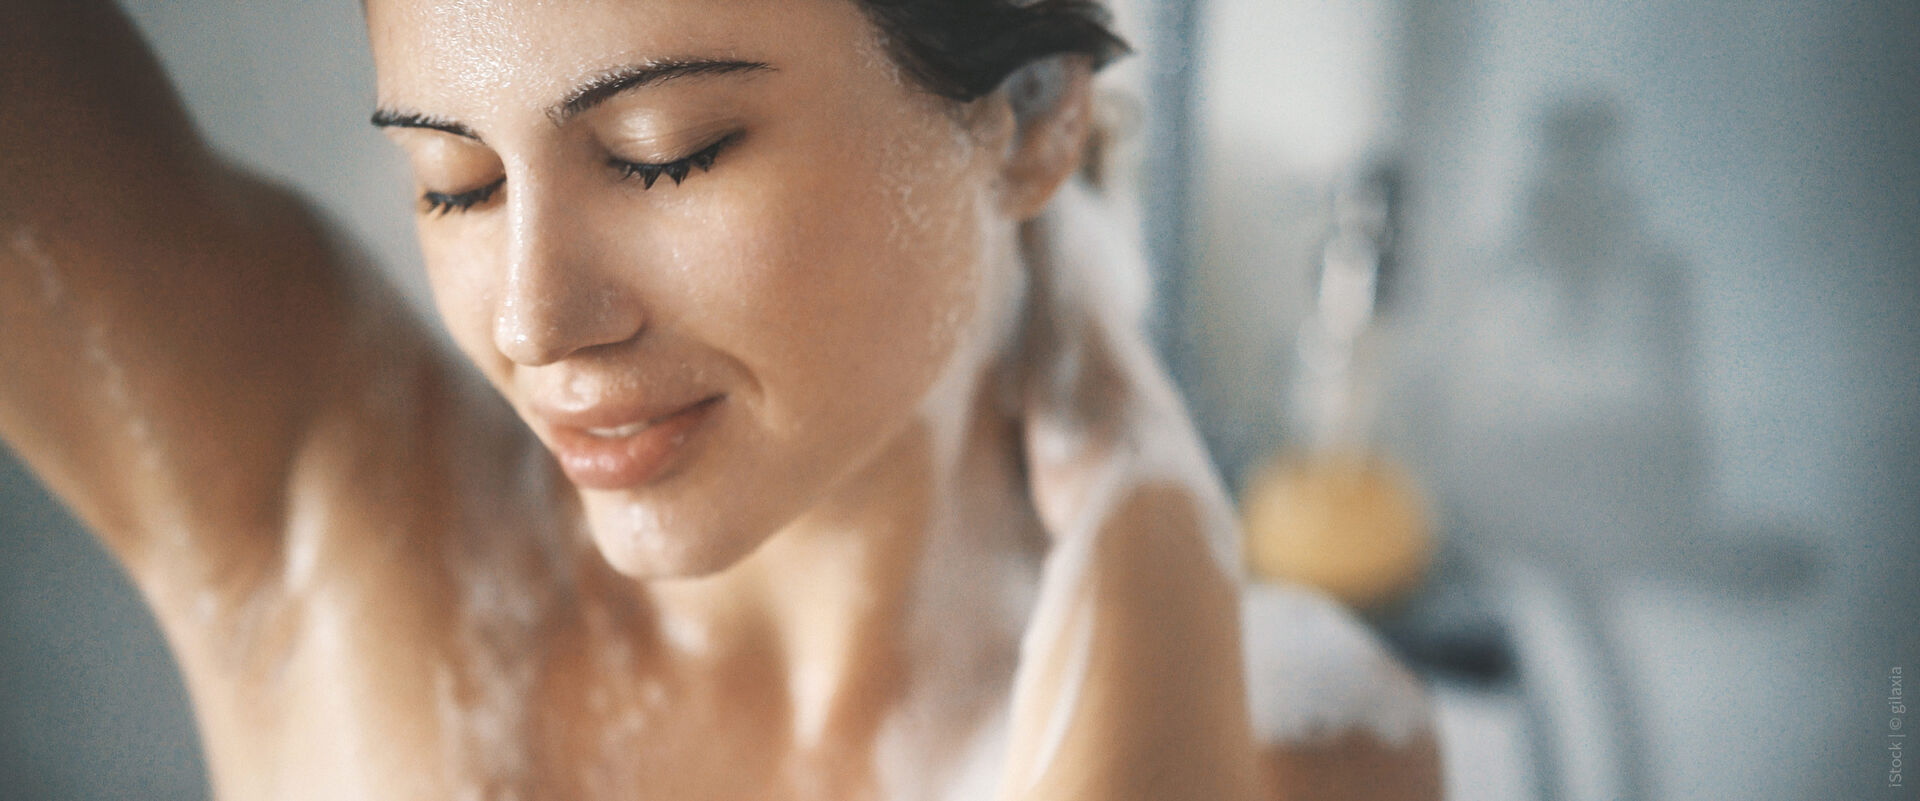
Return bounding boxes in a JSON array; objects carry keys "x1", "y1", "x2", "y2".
[{"x1": 0, "y1": 0, "x2": 1440, "y2": 798}]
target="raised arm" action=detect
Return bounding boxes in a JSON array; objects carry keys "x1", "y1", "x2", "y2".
[{"x1": 0, "y1": 1, "x2": 395, "y2": 582}]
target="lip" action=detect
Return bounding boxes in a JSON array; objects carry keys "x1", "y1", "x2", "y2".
[{"x1": 539, "y1": 396, "x2": 723, "y2": 491}]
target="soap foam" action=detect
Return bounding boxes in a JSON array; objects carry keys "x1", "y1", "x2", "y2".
[{"x1": 1239, "y1": 581, "x2": 1431, "y2": 748}]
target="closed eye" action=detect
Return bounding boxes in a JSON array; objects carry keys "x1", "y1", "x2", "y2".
[
  {"x1": 611, "y1": 132, "x2": 741, "y2": 190},
  {"x1": 421, "y1": 177, "x2": 505, "y2": 217},
  {"x1": 414, "y1": 131, "x2": 739, "y2": 215}
]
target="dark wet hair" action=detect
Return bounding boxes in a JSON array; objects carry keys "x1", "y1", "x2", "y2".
[{"x1": 850, "y1": 0, "x2": 1130, "y2": 102}]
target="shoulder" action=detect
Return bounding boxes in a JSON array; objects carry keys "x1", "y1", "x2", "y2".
[{"x1": 1002, "y1": 481, "x2": 1264, "y2": 801}]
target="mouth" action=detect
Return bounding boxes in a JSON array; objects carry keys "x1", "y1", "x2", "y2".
[
  {"x1": 541, "y1": 396, "x2": 723, "y2": 491},
  {"x1": 584, "y1": 420, "x2": 654, "y2": 439}
]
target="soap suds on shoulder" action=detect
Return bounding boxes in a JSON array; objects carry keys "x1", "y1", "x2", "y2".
[{"x1": 1240, "y1": 581, "x2": 1432, "y2": 748}]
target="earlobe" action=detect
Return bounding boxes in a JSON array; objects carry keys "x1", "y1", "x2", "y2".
[{"x1": 995, "y1": 57, "x2": 1095, "y2": 221}]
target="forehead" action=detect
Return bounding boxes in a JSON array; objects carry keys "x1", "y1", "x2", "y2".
[{"x1": 366, "y1": 0, "x2": 885, "y2": 117}]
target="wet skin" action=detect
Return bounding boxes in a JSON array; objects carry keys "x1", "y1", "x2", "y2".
[{"x1": 0, "y1": 0, "x2": 1440, "y2": 799}]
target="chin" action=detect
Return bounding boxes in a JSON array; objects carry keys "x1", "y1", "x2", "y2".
[{"x1": 582, "y1": 493, "x2": 773, "y2": 580}]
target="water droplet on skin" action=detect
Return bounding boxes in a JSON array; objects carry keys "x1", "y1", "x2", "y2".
[
  {"x1": 282, "y1": 487, "x2": 329, "y2": 591},
  {"x1": 660, "y1": 610, "x2": 712, "y2": 656},
  {"x1": 9, "y1": 227, "x2": 64, "y2": 307},
  {"x1": 9, "y1": 229, "x2": 195, "y2": 547}
]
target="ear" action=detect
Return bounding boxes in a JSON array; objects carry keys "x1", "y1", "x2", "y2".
[{"x1": 984, "y1": 57, "x2": 1095, "y2": 221}]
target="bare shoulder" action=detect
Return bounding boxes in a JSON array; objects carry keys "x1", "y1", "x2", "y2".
[
  {"x1": 1003, "y1": 482, "x2": 1263, "y2": 801},
  {"x1": 1009, "y1": 492, "x2": 1443, "y2": 801},
  {"x1": 1241, "y1": 582, "x2": 1443, "y2": 801}
]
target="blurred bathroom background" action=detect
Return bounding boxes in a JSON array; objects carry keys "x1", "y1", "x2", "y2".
[{"x1": 2, "y1": 1, "x2": 1914, "y2": 799}]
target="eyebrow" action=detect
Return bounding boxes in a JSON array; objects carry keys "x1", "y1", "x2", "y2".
[
  {"x1": 548, "y1": 59, "x2": 773, "y2": 124},
  {"x1": 369, "y1": 109, "x2": 483, "y2": 141},
  {"x1": 369, "y1": 59, "x2": 773, "y2": 140}
]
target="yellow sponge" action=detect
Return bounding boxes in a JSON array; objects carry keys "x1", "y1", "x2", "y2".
[{"x1": 1240, "y1": 451, "x2": 1434, "y2": 611}]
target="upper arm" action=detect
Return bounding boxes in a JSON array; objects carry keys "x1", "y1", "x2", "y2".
[
  {"x1": 0, "y1": 1, "x2": 392, "y2": 578},
  {"x1": 1, "y1": 175, "x2": 360, "y2": 567}
]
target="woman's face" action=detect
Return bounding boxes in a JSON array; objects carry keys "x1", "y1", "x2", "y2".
[{"x1": 368, "y1": 0, "x2": 1027, "y2": 576}]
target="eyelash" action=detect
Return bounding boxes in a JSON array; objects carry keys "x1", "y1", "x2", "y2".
[
  {"x1": 610, "y1": 132, "x2": 740, "y2": 190},
  {"x1": 418, "y1": 132, "x2": 741, "y2": 216},
  {"x1": 422, "y1": 178, "x2": 504, "y2": 217}
]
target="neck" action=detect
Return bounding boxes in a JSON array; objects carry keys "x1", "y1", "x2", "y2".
[{"x1": 645, "y1": 359, "x2": 1047, "y2": 753}]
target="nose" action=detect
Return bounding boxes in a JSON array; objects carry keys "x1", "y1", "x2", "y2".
[{"x1": 492, "y1": 173, "x2": 646, "y2": 366}]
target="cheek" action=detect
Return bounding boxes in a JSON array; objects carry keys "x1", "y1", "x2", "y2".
[
  {"x1": 696, "y1": 140, "x2": 990, "y2": 443},
  {"x1": 418, "y1": 229, "x2": 510, "y2": 382}
]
